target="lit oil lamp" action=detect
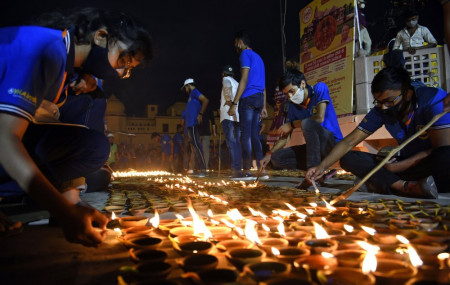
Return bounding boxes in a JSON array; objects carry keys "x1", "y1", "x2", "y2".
[{"x1": 299, "y1": 222, "x2": 337, "y2": 254}]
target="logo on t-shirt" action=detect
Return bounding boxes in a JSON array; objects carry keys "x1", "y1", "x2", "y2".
[{"x1": 8, "y1": 88, "x2": 36, "y2": 106}]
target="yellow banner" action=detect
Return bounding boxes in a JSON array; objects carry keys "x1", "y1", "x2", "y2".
[{"x1": 299, "y1": 0, "x2": 355, "y2": 116}]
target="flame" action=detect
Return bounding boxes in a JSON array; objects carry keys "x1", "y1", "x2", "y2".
[
  {"x1": 277, "y1": 220, "x2": 286, "y2": 237},
  {"x1": 272, "y1": 247, "x2": 280, "y2": 256},
  {"x1": 111, "y1": 212, "x2": 116, "y2": 220},
  {"x1": 207, "y1": 209, "x2": 213, "y2": 218},
  {"x1": 321, "y1": 252, "x2": 334, "y2": 258},
  {"x1": 357, "y1": 241, "x2": 380, "y2": 274},
  {"x1": 313, "y1": 222, "x2": 330, "y2": 239},
  {"x1": 149, "y1": 209, "x2": 160, "y2": 228},
  {"x1": 296, "y1": 212, "x2": 307, "y2": 220},
  {"x1": 361, "y1": 226, "x2": 376, "y2": 236},
  {"x1": 235, "y1": 227, "x2": 244, "y2": 236},
  {"x1": 221, "y1": 218, "x2": 236, "y2": 229},
  {"x1": 309, "y1": 203, "x2": 318, "y2": 208},
  {"x1": 227, "y1": 208, "x2": 245, "y2": 221},
  {"x1": 322, "y1": 198, "x2": 336, "y2": 212},
  {"x1": 305, "y1": 208, "x2": 315, "y2": 215},
  {"x1": 114, "y1": 227, "x2": 122, "y2": 236},
  {"x1": 244, "y1": 219, "x2": 261, "y2": 245},
  {"x1": 248, "y1": 206, "x2": 259, "y2": 216},
  {"x1": 285, "y1": 203, "x2": 296, "y2": 211},
  {"x1": 396, "y1": 235, "x2": 423, "y2": 267},
  {"x1": 262, "y1": 224, "x2": 271, "y2": 232},
  {"x1": 438, "y1": 253, "x2": 450, "y2": 269},
  {"x1": 344, "y1": 225, "x2": 354, "y2": 233},
  {"x1": 188, "y1": 199, "x2": 212, "y2": 240}
]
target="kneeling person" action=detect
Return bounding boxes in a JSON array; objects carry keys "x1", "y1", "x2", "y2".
[{"x1": 261, "y1": 70, "x2": 343, "y2": 188}]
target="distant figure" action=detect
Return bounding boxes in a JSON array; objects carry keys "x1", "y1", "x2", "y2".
[
  {"x1": 393, "y1": 7, "x2": 437, "y2": 55},
  {"x1": 198, "y1": 106, "x2": 216, "y2": 171},
  {"x1": 160, "y1": 133, "x2": 172, "y2": 171},
  {"x1": 107, "y1": 133, "x2": 119, "y2": 169},
  {"x1": 172, "y1": 125, "x2": 184, "y2": 173},
  {"x1": 355, "y1": 10, "x2": 372, "y2": 57}
]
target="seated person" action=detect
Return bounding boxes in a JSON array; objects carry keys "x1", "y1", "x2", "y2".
[
  {"x1": 307, "y1": 67, "x2": 449, "y2": 198},
  {"x1": 260, "y1": 70, "x2": 343, "y2": 188},
  {"x1": 393, "y1": 7, "x2": 437, "y2": 55}
]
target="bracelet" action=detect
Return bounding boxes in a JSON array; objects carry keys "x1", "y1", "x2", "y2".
[
  {"x1": 232, "y1": 102, "x2": 238, "y2": 105},
  {"x1": 290, "y1": 121, "x2": 295, "y2": 128}
]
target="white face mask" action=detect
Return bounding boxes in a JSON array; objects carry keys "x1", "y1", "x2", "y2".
[
  {"x1": 407, "y1": 20, "x2": 418, "y2": 28},
  {"x1": 289, "y1": 87, "x2": 305, "y2": 104}
]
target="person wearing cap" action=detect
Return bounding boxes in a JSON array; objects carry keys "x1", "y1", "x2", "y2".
[
  {"x1": 181, "y1": 78, "x2": 209, "y2": 176},
  {"x1": 393, "y1": 7, "x2": 437, "y2": 55},
  {"x1": 307, "y1": 67, "x2": 450, "y2": 198},
  {"x1": 227, "y1": 30, "x2": 267, "y2": 180},
  {"x1": 220, "y1": 65, "x2": 242, "y2": 178},
  {"x1": 260, "y1": 69, "x2": 343, "y2": 189},
  {"x1": 107, "y1": 133, "x2": 119, "y2": 168}
]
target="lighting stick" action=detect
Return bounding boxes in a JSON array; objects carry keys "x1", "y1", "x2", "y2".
[{"x1": 330, "y1": 111, "x2": 447, "y2": 205}]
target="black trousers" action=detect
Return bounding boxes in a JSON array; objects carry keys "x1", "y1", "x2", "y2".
[{"x1": 340, "y1": 146, "x2": 450, "y2": 193}]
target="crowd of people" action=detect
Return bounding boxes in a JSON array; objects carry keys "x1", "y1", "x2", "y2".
[{"x1": 0, "y1": 2, "x2": 449, "y2": 248}]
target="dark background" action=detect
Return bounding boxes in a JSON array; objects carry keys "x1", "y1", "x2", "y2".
[{"x1": 0, "y1": 0, "x2": 444, "y2": 116}]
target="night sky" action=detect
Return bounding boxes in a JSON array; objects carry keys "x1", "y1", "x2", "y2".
[{"x1": 1, "y1": 0, "x2": 444, "y2": 116}]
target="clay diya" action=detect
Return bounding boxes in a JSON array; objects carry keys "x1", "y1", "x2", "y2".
[
  {"x1": 122, "y1": 235, "x2": 163, "y2": 250},
  {"x1": 259, "y1": 238, "x2": 290, "y2": 255},
  {"x1": 317, "y1": 267, "x2": 375, "y2": 285},
  {"x1": 176, "y1": 240, "x2": 213, "y2": 256},
  {"x1": 216, "y1": 239, "x2": 254, "y2": 252},
  {"x1": 133, "y1": 261, "x2": 172, "y2": 278},
  {"x1": 332, "y1": 235, "x2": 366, "y2": 250},
  {"x1": 293, "y1": 254, "x2": 338, "y2": 271},
  {"x1": 274, "y1": 247, "x2": 310, "y2": 263},
  {"x1": 410, "y1": 239, "x2": 447, "y2": 256},
  {"x1": 333, "y1": 249, "x2": 366, "y2": 268},
  {"x1": 119, "y1": 216, "x2": 149, "y2": 228},
  {"x1": 104, "y1": 205, "x2": 125, "y2": 214},
  {"x1": 285, "y1": 231, "x2": 312, "y2": 246},
  {"x1": 180, "y1": 254, "x2": 218, "y2": 272},
  {"x1": 197, "y1": 269, "x2": 239, "y2": 284},
  {"x1": 226, "y1": 248, "x2": 266, "y2": 271},
  {"x1": 299, "y1": 239, "x2": 338, "y2": 254},
  {"x1": 169, "y1": 226, "x2": 194, "y2": 238},
  {"x1": 260, "y1": 275, "x2": 312, "y2": 285},
  {"x1": 372, "y1": 258, "x2": 418, "y2": 284},
  {"x1": 129, "y1": 248, "x2": 167, "y2": 263},
  {"x1": 121, "y1": 226, "x2": 152, "y2": 235},
  {"x1": 243, "y1": 261, "x2": 291, "y2": 282}
]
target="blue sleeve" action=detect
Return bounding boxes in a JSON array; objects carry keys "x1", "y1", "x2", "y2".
[
  {"x1": 191, "y1": 89, "x2": 201, "y2": 100},
  {"x1": 287, "y1": 103, "x2": 295, "y2": 122},
  {"x1": 357, "y1": 108, "x2": 384, "y2": 135},
  {"x1": 239, "y1": 50, "x2": 251, "y2": 69},
  {"x1": 424, "y1": 88, "x2": 450, "y2": 130},
  {"x1": 181, "y1": 110, "x2": 185, "y2": 119},
  {"x1": 313, "y1": 82, "x2": 331, "y2": 105}
]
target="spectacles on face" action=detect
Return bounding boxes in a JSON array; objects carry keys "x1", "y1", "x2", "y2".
[{"x1": 373, "y1": 92, "x2": 402, "y2": 108}]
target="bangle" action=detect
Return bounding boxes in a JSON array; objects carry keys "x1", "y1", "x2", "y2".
[
  {"x1": 290, "y1": 121, "x2": 295, "y2": 128},
  {"x1": 232, "y1": 102, "x2": 238, "y2": 105}
]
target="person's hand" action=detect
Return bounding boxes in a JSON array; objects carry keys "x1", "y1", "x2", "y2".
[
  {"x1": 277, "y1": 123, "x2": 292, "y2": 135},
  {"x1": 261, "y1": 108, "x2": 268, "y2": 119},
  {"x1": 260, "y1": 154, "x2": 272, "y2": 168},
  {"x1": 197, "y1": 114, "x2": 203, "y2": 124},
  {"x1": 407, "y1": 47, "x2": 416, "y2": 55},
  {"x1": 384, "y1": 158, "x2": 401, "y2": 173},
  {"x1": 306, "y1": 165, "x2": 326, "y2": 182},
  {"x1": 59, "y1": 203, "x2": 109, "y2": 247},
  {"x1": 70, "y1": 74, "x2": 98, "y2": 95},
  {"x1": 224, "y1": 101, "x2": 233, "y2": 107},
  {"x1": 0, "y1": 211, "x2": 22, "y2": 233},
  {"x1": 228, "y1": 105, "x2": 237, "y2": 116}
]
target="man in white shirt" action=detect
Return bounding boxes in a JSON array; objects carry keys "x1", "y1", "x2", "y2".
[
  {"x1": 220, "y1": 65, "x2": 242, "y2": 178},
  {"x1": 393, "y1": 7, "x2": 437, "y2": 55}
]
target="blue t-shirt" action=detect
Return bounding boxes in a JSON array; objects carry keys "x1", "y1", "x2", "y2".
[
  {"x1": 358, "y1": 86, "x2": 450, "y2": 158},
  {"x1": 172, "y1": 133, "x2": 184, "y2": 154},
  {"x1": 0, "y1": 26, "x2": 68, "y2": 121},
  {"x1": 161, "y1": 134, "x2": 172, "y2": 155},
  {"x1": 240, "y1": 49, "x2": 265, "y2": 99},
  {"x1": 287, "y1": 82, "x2": 343, "y2": 142},
  {"x1": 185, "y1": 88, "x2": 203, "y2": 127}
]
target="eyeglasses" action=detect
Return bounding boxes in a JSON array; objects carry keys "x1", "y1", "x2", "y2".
[{"x1": 373, "y1": 93, "x2": 402, "y2": 108}]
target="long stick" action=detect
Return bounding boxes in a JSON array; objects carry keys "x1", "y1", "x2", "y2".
[{"x1": 330, "y1": 111, "x2": 447, "y2": 205}]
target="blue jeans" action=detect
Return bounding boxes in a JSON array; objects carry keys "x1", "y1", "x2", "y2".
[
  {"x1": 238, "y1": 93, "x2": 264, "y2": 170},
  {"x1": 221, "y1": 119, "x2": 242, "y2": 173},
  {"x1": 187, "y1": 126, "x2": 206, "y2": 171},
  {"x1": 0, "y1": 124, "x2": 109, "y2": 196}
]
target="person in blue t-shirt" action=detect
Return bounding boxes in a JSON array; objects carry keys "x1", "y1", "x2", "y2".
[
  {"x1": 172, "y1": 125, "x2": 184, "y2": 173},
  {"x1": 159, "y1": 133, "x2": 172, "y2": 171},
  {"x1": 0, "y1": 8, "x2": 152, "y2": 246},
  {"x1": 307, "y1": 67, "x2": 449, "y2": 198},
  {"x1": 260, "y1": 70, "x2": 343, "y2": 189},
  {"x1": 227, "y1": 30, "x2": 268, "y2": 180},
  {"x1": 181, "y1": 78, "x2": 209, "y2": 176}
]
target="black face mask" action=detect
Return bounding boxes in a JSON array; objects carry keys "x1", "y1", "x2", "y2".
[
  {"x1": 380, "y1": 97, "x2": 408, "y2": 119},
  {"x1": 82, "y1": 45, "x2": 119, "y2": 80}
]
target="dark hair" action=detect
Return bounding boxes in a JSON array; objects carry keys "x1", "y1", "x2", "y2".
[
  {"x1": 234, "y1": 30, "x2": 251, "y2": 47},
  {"x1": 383, "y1": 50, "x2": 406, "y2": 69},
  {"x1": 223, "y1": 65, "x2": 234, "y2": 76},
  {"x1": 151, "y1": 132, "x2": 160, "y2": 139},
  {"x1": 402, "y1": 7, "x2": 419, "y2": 19},
  {"x1": 33, "y1": 7, "x2": 153, "y2": 66},
  {"x1": 371, "y1": 67, "x2": 411, "y2": 95},
  {"x1": 279, "y1": 69, "x2": 307, "y2": 90}
]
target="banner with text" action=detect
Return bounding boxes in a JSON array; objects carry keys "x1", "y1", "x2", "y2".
[{"x1": 299, "y1": 0, "x2": 355, "y2": 116}]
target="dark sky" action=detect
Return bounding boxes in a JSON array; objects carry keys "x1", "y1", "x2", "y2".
[{"x1": 0, "y1": 0, "x2": 444, "y2": 116}]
